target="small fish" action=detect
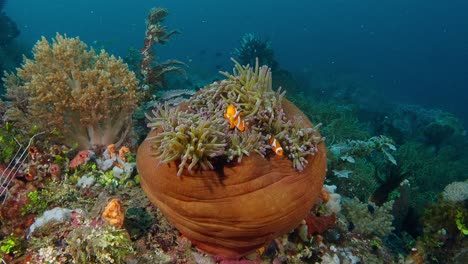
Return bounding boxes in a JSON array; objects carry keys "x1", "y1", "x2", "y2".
[
  {"x1": 268, "y1": 135, "x2": 283, "y2": 156},
  {"x1": 224, "y1": 104, "x2": 247, "y2": 131}
]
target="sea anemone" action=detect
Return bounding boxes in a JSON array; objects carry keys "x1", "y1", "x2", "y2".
[
  {"x1": 146, "y1": 103, "x2": 227, "y2": 176},
  {"x1": 137, "y1": 59, "x2": 328, "y2": 257}
]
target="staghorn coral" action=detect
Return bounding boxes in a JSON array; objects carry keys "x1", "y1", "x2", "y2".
[
  {"x1": 3, "y1": 33, "x2": 140, "y2": 150},
  {"x1": 146, "y1": 59, "x2": 323, "y2": 174}
]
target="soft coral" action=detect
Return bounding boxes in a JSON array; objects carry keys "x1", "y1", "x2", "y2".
[{"x1": 3, "y1": 33, "x2": 140, "y2": 150}]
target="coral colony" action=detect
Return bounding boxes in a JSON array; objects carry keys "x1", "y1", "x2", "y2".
[{"x1": 2, "y1": 33, "x2": 140, "y2": 149}]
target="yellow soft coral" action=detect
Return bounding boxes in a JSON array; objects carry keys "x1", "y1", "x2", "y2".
[{"x1": 6, "y1": 33, "x2": 140, "y2": 149}]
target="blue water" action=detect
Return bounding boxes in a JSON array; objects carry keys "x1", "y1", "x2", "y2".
[{"x1": 4, "y1": 0, "x2": 468, "y2": 124}]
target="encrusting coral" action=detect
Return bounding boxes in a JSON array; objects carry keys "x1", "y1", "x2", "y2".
[
  {"x1": 2, "y1": 33, "x2": 140, "y2": 150},
  {"x1": 146, "y1": 58, "x2": 323, "y2": 175}
]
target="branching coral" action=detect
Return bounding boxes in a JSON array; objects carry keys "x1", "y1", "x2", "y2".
[
  {"x1": 146, "y1": 59, "x2": 323, "y2": 174},
  {"x1": 3, "y1": 33, "x2": 140, "y2": 149}
]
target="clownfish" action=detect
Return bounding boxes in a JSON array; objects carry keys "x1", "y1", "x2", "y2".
[
  {"x1": 268, "y1": 135, "x2": 283, "y2": 156},
  {"x1": 224, "y1": 104, "x2": 247, "y2": 131}
]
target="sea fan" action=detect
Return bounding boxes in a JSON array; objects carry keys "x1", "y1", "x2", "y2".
[{"x1": 0, "y1": 0, "x2": 6, "y2": 11}]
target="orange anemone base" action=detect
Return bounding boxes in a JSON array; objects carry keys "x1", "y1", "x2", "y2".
[{"x1": 137, "y1": 99, "x2": 327, "y2": 258}]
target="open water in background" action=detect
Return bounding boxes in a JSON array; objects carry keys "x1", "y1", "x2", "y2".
[{"x1": 4, "y1": 0, "x2": 468, "y2": 125}]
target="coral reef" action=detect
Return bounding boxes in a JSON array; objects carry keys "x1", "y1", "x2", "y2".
[
  {"x1": 286, "y1": 79, "x2": 468, "y2": 263},
  {"x1": 413, "y1": 195, "x2": 468, "y2": 263},
  {"x1": 2, "y1": 33, "x2": 140, "y2": 150},
  {"x1": 395, "y1": 141, "x2": 468, "y2": 212},
  {"x1": 381, "y1": 103, "x2": 465, "y2": 145},
  {"x1": 326, "y1": 135, "x2": 397, "y2": 201},
  {"x1": 289, "y1": 97, "x2": 370, "y2": 142}
]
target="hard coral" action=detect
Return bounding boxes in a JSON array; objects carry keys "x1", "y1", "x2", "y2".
[{"x1": 3, "y1": 33, "x2": 140, "y2": 150}]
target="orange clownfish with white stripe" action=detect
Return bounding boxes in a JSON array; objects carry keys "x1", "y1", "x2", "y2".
[
  {"x1": 268, "y1": 135, "x2": 283, "y2": 156},
  {"x1": 224, "y1": 104, "x2": 247, "y2": 132}
]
